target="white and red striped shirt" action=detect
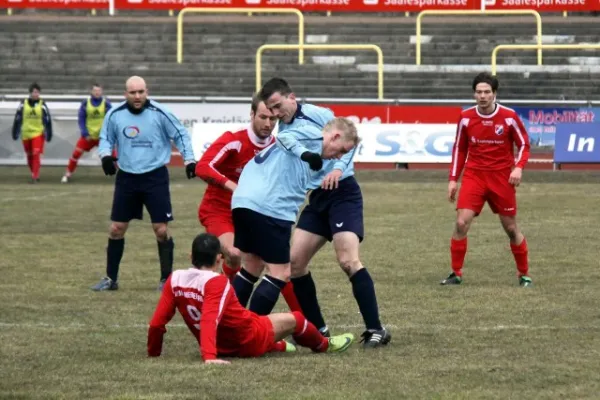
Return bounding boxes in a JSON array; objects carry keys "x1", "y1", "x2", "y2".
[
  {"x1": 449, "y1": 104, "x2": 530, "y2": 181},
  {"x1": 147, "y1": 268, "x2": 261, "y2": 361},
  {"x1": 195, "y1": 126, "x2": 274, "y2": 214}
]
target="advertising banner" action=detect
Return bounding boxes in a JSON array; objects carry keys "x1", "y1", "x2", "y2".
[
  {"x1": 2, "y1": 0, "x2": 599, "y2": 11},
  {"x1": 512, "y1": 106, "x2": 598, "y2": 149},
  {"x1": 553, "y1": 122, "x2": 600, "y2": 163},
  {"x1": 322, "y1": 104, "x2": 461, "y2": 124},
  {"x1": 484, "y1": 0, "x2": 598, "y2": 12},
  {"x1": 111, "y1": 0, "x2": 480, "y2": 12},
  {"x1": 192, "y1": 122, "x2": 456, "y2": 163}
]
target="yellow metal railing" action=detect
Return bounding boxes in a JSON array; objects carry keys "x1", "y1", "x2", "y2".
[
  {"x1": 256, "y1": 44, "x2": 384, "y2": 100},
  {"x1": 491, "y1": 43, "x2": 600, "y2": 75},
  {"x1": 177, "y1": 8, "x2": 305, "y2": 65},
  {"x1": 416, "y1": 10, "x2": 543, "y2": 66}
]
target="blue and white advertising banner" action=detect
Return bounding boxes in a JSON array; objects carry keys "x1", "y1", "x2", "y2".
[
  {"x1": 553, "y1": 123, "x2": 600, "y2": 163},
  {"x1": 512, "y1": 107, "x2": 598, "y2": 148}
]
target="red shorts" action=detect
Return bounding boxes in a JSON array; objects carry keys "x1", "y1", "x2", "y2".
[
  {"x1": 236, "y1": 316, "x2": 275, "y2": 358},
  {"x1": 457, "y1": 168, "x2": 517, "y2": 216},
  {"x1": 76, "y1": 137, "x2": 100, "y2": 152},
  {"x1": 22, "y1": 135, "x2": 45, "y2": 155},
  {"x1": 198, "y1": 206, "x2": 234, "y2": 238}
]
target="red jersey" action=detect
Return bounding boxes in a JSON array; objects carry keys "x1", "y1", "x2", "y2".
[
  {"x1": 196, "y1": 126, "x2": 274, "y2": 213},
  {"x1": 147, "y1": 268, "x2": 263, "y2": 361},
  {"x1": 449, "y1": 104, "x2": 530, "y2": 181}
]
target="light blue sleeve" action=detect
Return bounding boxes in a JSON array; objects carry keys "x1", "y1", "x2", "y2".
[
  {"x1": 159, "y1": 105, "x2": 195, "y2": 163},
  {"x1": 276, "y1": 126, "x2": 322, "y2": 157},
  {"x1": 315, "y1": 106, "x2": 335, "y2": 126},
  {"x1": 333, "y1": 146, "x2": 357, "y2": 172},
  {"x1": 98, "y1": 110, "x2": 116, "y2": 158}
]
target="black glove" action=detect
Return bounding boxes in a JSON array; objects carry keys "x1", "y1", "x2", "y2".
[
  {"x1": 301, "y1": 151, "x2": 323, "y2": 171},
  {"x1": 185, "y1": 162, "x2": 197, "y2": 179},
  {"x1": 101, "y1": 156, "x2": 118, "y2": 176}
]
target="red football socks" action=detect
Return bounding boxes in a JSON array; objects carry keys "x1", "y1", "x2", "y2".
[
  {"x1": 450, "y1": 237, "x2": 468, "y2": 277},
  {"x1": 291, "y1": 311, "x2": 328, "y2": 352},
  {"x1": 67, "y1": 149, "x2": 83, "y2": 174},
  {"x1": 510, "y1": 237, "x2": 529, "y2": 277},
  {"x1": 281, "y1": 282, "x2": 302, "y2": 312}
]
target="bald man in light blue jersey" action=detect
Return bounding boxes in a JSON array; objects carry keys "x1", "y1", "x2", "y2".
[
  {"x1": 256, "y1": 78, "x2": 391, "y2": 349},
  {"x1": 231, "y1": 118, "x2": 358, "y2": 317}
]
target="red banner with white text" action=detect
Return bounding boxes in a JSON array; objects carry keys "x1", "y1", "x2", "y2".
[
  {"x1": 2, "y1": 0, "x2": 600, "y2": 10},
  {"x1": 321, "y1": 104, "x2": 463, "y2": 124}
]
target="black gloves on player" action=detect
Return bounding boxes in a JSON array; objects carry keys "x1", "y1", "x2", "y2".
[
  {"x1": 186, "y1": 162, "x2": 197, "y2": 179},
  {"x1": 301, "y1": 151, "x2": 323, "y2": 171},
  {"x1": 101, "y1": 156, "x2": 118, "y2": 176}
]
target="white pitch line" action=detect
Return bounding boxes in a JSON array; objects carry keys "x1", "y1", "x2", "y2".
[{"x1": 0, "y1": 322, "x2": 597, "y2": 331}]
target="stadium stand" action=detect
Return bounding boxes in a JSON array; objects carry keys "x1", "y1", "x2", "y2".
[{"x1": 0, "y1": 13, "x2": 599, "y2": 99}]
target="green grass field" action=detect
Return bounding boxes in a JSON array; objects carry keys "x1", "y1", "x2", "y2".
[{"x1": 1, "y1": 166, "x2": 600, "y2": 400}]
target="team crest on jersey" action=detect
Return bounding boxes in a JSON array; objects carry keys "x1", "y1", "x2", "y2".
[{"x1": 494, "y1": 124, "x2": 504, "y2": 135}]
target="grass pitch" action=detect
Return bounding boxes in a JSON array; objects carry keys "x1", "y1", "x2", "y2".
[{"x1": 1, "y1": 166, "x2": 599, "y2": 400}]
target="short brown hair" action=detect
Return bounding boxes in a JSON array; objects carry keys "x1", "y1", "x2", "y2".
[
  {"x1": 324, "y1": 117, "x2": 361, "y2": 146},
  {"x1": 251, "y1": 92, "x2": 264, "y2": 114}
]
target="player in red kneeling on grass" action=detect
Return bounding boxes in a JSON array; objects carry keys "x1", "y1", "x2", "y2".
[
  {"x1": 195, "y1": 94, "x2": 302, "y2": 312},
  {"x1": 147, "y1": 233, "x2": 354, "y2": 363},
  {"x1": 442, "y1": 72, "x2": 532, "y2": 287}
]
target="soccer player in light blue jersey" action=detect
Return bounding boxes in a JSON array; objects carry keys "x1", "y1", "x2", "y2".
[
  {"x1": 231, "y1": 118, "x2": 359, "y2": 318},
  {"x1": 91, "y1": 76, "x2": 196, "y2": 292},
  {"x1": 255, "y1": 78, "x2": 391, "y2": 348}
]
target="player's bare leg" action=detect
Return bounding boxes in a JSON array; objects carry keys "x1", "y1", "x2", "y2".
[
  {"x1": 290, "y1": 228, "x2": 329, "y2": 333},
  {"x1": 499, "y1": 214, "x2": 531, "y2": 287},
  {"x1": 333, "y1": 231, "x2": 390, "y2": 348},
  {"x1": 217, "y1": 232, "x2": 241, "y2": 282},
  {"x1": 442, "y1": 208, "x2": 477, "y2": 285},
  {"x1": 268, "y1": 312, "x2": 354, "y2": 354},
  {"x1": 232, "y1": 252, "x2": 264, "y2": 307},
  {"x1": 248, "y1": 262, "x2": 291, "y2": 315},
  {"x1": 153, "y1": 222, "x2": 174, "y2": 291},
  {"x1": 91, "y1": 221, "x2": 129, "y2": 291}
]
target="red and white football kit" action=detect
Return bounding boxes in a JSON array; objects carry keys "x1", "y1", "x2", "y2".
[
  {"x1": 449, "y1": 104, "x2": 530, "y2": 216},
  {"x1": 147, "y1": 268, "x2": 277, "y2": 360},
  {"x1": 195, "y1": 126, "x2": 274, "y2": 237}
]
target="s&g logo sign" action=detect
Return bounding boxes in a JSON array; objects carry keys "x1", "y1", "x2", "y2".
[{"x1": 373, "y1": 130, "x2": 455, "y2": 157}]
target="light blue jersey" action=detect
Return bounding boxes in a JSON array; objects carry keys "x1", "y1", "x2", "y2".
[
  {"x1": 98, "y1": 99, "x2": 194, "y2": 174},
  {"x1": 232, "y1": 125, "x2": 327, "y2": 222},
  {"x1": 278, "y1": 103, "x2": 356, "y2": 183}
]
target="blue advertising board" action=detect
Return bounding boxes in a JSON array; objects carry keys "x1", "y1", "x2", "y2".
[
  {"x1": 553, "y1": 123, "x2": 600, "y2": 163},
  {"x1": 512, "y1": 107, "x2": 599, "y2": 149}
]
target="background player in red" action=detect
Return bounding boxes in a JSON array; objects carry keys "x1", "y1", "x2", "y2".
[
  {"x1": 442, "y1": 72, "x2": 532, "y2": 287},
  {"x1": 195, "y1": 94, "x2": 302, "y2": 312},
  {"x1": 147, "y1": 233, "x2": 354, "y2": 364}
]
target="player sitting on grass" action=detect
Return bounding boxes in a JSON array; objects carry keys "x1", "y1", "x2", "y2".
[{"x1": 147, "y1": 233, "x2": 354, "y2": 364}]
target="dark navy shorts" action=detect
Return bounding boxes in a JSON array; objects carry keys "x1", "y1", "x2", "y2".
[
  {"x1": 297, "y1": 176, "x2": 364, "y2": 242},
  {"x1": 111, "y1": 166, "x2": 173, "y2": 224},
  {"x1": 232, "y1": 207, "x2": 293, "y2": 265}
]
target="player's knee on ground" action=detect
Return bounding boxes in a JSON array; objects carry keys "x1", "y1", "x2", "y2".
[
  {"x1": 109, "y1": 222, "x2": 128, "y2": 239},
  {"x1": 152, "y1": 223, "x2": 169, "y2": 241}
]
